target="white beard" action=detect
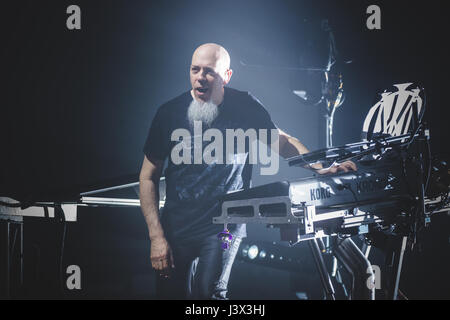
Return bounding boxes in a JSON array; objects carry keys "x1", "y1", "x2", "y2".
[{"x1": 187, "y1": 99, "x2": 219, "y2": 128}]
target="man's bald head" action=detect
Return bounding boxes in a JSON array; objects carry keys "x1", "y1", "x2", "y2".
[
  {"x1": 192, "y1": 43, "x2": 231, "y2": 75},
  {"x1": 190, "y1": 43, "x2": 233, "y2": 104}
]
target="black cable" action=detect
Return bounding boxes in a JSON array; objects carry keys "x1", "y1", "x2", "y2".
[
  {"x1": 404, "y1": 123, "x2": 423, "y2": 150},
  {"x1": 336, "y1": 183, "x2": 359, "y2": 209},
  {"x1": 405, "y1": 88, "x2": 427, "y2": 150},
  {"x1": 424, "y1": 137, "x2": 432, "y2": 194}
]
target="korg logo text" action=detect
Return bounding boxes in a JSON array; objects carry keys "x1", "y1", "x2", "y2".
[{"x1": 310, "y1": 187, "x2": 331, "y2": 201}]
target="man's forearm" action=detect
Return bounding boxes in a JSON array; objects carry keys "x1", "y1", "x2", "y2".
[
  {"x1": 279, "y1": 135, "x2": 310, "y2": 158},
  {"x1": 139, "y1": 178, "x2": 165, "y2": 240},
  {"x1": 279, "y1": 134, "x2": 323, "y2": 170}
]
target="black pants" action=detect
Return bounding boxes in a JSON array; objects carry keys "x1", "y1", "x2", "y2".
[{"x1": 155, "y1": 233, "x2": 242, "y2": 300}]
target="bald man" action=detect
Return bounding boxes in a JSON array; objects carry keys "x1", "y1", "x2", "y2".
[{"x1": 140, "y1": 43, "x2": 356, "y2": 299}]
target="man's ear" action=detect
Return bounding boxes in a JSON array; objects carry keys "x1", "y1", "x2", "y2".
[{"x1": 223, "y1": 69, "x2": 233, "y2": 85}]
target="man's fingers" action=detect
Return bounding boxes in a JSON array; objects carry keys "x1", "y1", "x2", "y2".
[
  {"x1": 151, "y1": 260, "x2": 163, "y2": 270},
  {"x1": 151, "y1": 252, "x2": 175, "y2": 276},
  {"x1": 154, "y1": 257, "x2": 171, "y2": 279},
  {"x1": 335, "y1": 161, "x2": 357, "y2": 173},
  {"x1": 161, "y1": 257, "x2": 169, "y2": 270},
  {"x1": 151, "y1": 254, "x2": 168, "y2": 270},
  {"x1": 343, "y1": 166, "x2": 350, "y2": 172},
  {"x1": 317, "y1": 161, "x2": 357, "y2": 175},
  {"x1": 342, "y1": 161, "x2": 357, "y2": 171},
  {"x1": 150, "y1": 240, "x2": 173, "y2": 278}
]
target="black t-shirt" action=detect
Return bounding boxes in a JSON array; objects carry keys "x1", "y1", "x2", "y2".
[{"x1": 143, "y1": 87, "x2": 277, "y2": 243}]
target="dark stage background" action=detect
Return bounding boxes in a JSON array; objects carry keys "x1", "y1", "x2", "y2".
[{"x1": 1, "y1": 0, "x2": 449, "y2": 299}]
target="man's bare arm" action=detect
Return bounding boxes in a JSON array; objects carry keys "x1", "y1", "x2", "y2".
[
  {"x1": 277, "y1": 128, "x2": 356, "y2": 173},
  {"x1": 139, "y1": 155, "x2": 174, "y2": 272},
  {"x1": 139, "y1": 155, "x2": 165, "y2": 240},
  {"x1": 277, "y1": 128, "x2": 310, "y2": 158},
  {"x1": 277, "y1": 128, "x2": 323, "y2": 170}
]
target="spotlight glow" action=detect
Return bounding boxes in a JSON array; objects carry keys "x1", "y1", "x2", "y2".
[{"x1": 248, "y1": 245, "x2": 259, "y2": 260}]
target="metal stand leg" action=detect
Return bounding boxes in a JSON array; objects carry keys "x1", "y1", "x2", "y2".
[
  {"x1": 384, "y1": 235, "x2": 408, "y2": 300},
  {"x1": 332, "y1": 237, "x2": 375, "y2": 300},
  {"x1": 393, "y1": 236, "x2": 407, "y2": 300},
  {"x1": 20, "y1": 222, "x2": 24, "y2": 287},
  {"x1": 308, "y1": 239, "x2": 335, "y2": 300},
  {"x1": 331, "y1": 257, "x2": 349, "y2": 298},
  {"x1": 6, "y1": 221, "x2": 10, "y2": 299},
  {"x1": 1, "y1": 218, "x2": 24, "y2": 299},
  {"x1": 361, "y1": 241, "x2": 372, "y2": 259}
]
